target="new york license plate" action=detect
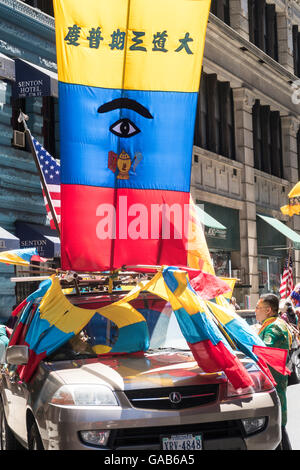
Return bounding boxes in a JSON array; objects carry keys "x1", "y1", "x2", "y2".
[{"x1": 161, "y1": 433, "x2": 202, "y2": 451}]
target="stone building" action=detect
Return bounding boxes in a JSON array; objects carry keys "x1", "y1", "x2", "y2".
[
  {"x1": 0, "y1": 0, "x2": 300, "y2": 318},
  {"x1": 192, "y1": 0, "x2": 300, "y2": 307},
  {"x1": 0, "y1": 0, "x2": 58, "y2": 320}
]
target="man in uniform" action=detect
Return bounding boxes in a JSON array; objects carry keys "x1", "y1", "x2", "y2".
[{"x1": 255, "y1": 293, "x2": 292, "y2": 450}]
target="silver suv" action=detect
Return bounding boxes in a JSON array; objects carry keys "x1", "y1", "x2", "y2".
[{"x1": 0, "y1": 292, "x2": 281, "y2": 450}]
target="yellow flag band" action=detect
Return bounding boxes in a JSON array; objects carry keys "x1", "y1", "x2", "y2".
[{"x1": 54, "y1": 0, "x2": 211, "y2": 92}]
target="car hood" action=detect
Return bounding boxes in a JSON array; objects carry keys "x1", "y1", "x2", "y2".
[{"x1": 45, "y1": 350, "x2": 227, "y2": 391}]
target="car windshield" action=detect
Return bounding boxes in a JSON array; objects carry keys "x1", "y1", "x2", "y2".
[{"x1": 46, "y1": 297, "x2": 189, "y2": 362}]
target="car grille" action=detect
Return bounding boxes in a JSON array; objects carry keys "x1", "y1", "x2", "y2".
[
  {"x1": 108, "y1": 420, "x2": 244, "y2": 449},
  {"x1": 124, "y1": 384, "x2": 219, "y2": 410}
]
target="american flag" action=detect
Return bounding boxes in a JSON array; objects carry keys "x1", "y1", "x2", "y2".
[
  {"x1": 32, "y1": 137, "x2": 61, "y2": 230},
  {"x1": 279, "y1": 257, "x2": 294, "y2": 299}
]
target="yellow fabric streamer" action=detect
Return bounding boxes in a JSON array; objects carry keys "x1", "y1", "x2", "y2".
[
  {"x1": 39, "y1": 275, "x2": 146, "y2": 337},
  {"x1": 187, "y1": 196, "x2": 215, "y2": 275},
  {"x1": 219, "y1": 278, "x2": 237, "y2": 300}
]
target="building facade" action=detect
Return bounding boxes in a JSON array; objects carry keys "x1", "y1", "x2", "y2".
[
  {"x1": 0, "y1": 0, "x2": 57, "y2": 320},
  {"x1": 192, "y1": 0, "x2": 300, "y2": 307},
  {"x1": 0, "y1": 0, "x2": 299, "y2": 318}
]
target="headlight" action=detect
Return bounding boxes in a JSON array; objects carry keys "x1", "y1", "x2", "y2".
[
  {"x1": 79, "y1": 430, "x2": 110, "y2": 447},
  {"x1": 50, "y1": 385, "x2": 119, "y2": 406},
  {"x1": 226, "y1": 370, "x2": 274, "y2": 398},
  {"x1": 241, "y1": 417, "x2": 267, "y2": 436}
]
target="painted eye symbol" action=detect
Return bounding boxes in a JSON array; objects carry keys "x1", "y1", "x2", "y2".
[{"x1": 109, "y1": 118, "x2": 140, "y2": 138}]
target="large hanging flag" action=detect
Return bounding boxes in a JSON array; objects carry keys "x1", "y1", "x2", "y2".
[
  {"x1": 53, "y1": 0, "x2": 211, "y2": 272},
  {"x1": 279, "y1": 257, "x2": 294, "y2": 300}
]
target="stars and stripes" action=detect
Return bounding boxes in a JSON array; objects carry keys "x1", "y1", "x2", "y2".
[
  {"x1": 32, "y1": 137, "x2": 61, "y2": 230},
  {"x1": 279, "y1": 257, "x2": 294, "y2": 299}
]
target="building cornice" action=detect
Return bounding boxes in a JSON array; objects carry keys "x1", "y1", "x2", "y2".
[
  {"x1": 0, "y1": 0, "x2": 54, "y2": 36},
  {"x1": 208, "y1": 13, "x2": 297, "y2": 84},
  {"x1": 206, "y1": 14, "x2": 300, "y2": 117}
]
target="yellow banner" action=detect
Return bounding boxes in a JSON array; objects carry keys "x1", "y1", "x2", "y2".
[{"x1": 54, "y1": 0, "x2": 211, "y2": 91}]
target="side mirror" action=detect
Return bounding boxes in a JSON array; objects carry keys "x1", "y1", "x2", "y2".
[{"x1": 5, "y1": 345, "x2": 29, "y2": 365}]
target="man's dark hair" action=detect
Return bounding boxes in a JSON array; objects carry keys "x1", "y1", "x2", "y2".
[{"x1": 260, "y1": 293, "x2": 279, "y2": 314}]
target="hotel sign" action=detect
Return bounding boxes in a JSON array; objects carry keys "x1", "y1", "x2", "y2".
[{"x1": 13, "y1": 58, "x2": 51, "y2": 98}]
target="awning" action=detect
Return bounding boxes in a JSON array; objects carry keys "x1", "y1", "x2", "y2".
[
  {"x1": 12, "y1": 58, "x2": 58, "y2": 99},
  {"x1": 0, "y1": 227, "x2": 19, "y2": 252},
  {"x1": 0, "y1": 52, "x2": 15, "y2": 81},
  {"x1": 15, "y1": 222, "x2": 60, "y2": 259},
  {"x1": 195, "y1": 206, "x2": 226, "y2": 229},
  {"x1": 257, "y1": 214, "x2": 300, "y2": 249},
  {"x1": 195, "y1": 205, "x2": 227, "y2": 240}
]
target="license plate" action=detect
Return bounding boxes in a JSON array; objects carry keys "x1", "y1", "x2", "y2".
[{"x1": 161, "y1": 433, "x2": 202, "y2": 451}]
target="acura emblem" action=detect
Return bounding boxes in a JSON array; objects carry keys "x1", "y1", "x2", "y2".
[{"x1": 169, "y1": 391, "x2": 182, "y2": 404}]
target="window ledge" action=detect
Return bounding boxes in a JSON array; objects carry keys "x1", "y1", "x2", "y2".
[{"x1": 208, "y1": 13, "x2": 297, "y2": 84}]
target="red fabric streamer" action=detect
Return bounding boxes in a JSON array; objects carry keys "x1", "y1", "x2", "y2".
[
  {"x1": 189, "y1": 271, "x2": 231, "y2": 300},
  {"x1": 253, "y1": 345, "x2": 291, "y2": 376}
]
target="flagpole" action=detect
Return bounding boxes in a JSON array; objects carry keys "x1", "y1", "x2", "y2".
[{"x1": 18, "y1": 110, "x2": 61, "y2": 238}]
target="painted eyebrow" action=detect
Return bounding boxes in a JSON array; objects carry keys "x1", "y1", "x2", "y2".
[{"x1": 97, "y1": 98, "x2": 153, "y2": 119}]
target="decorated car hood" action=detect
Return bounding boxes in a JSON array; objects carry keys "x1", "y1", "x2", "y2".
[{"x1": 45, "y1": 350, "x2": 227, "y2": 391}]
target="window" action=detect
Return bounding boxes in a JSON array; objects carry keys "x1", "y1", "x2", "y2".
[
  {"x1": 11, "y1": 96, "x2": 58, "y2": 156},
  {"x1": 211, "y1": 252, "x2": 231, "y2": 277},
  {"x1": 194, "y1": 72, "x2": 236, "y2": 160},
  {"x1": 248, "y1": 0, "x2": 278, "y2": 61},
  {"x1": 22, "y1": 0, "x2": 54, "y2": 16},
  {"x1": 15, "y1": 265, "x2": 40, "y2": 304},
  {"x1": 258, "y1": 256, "x2": 282, "y2": 296},
  {"x1": 293, "y1": 25, "x2": 300, "y2": 77},
  {"x1": 210, "y1": 0, "x2": 230, "y2": 26},
  {"x1": 42, "y1": 97, "x2": 56, "y2": 157},
  {"x1": 252, "y1": 100, "x2": 283, "y2": 178}
]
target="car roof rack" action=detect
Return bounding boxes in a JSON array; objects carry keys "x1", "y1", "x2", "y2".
[{"x1": 10, "y1": 266, "x2": 158, "y2": 295}]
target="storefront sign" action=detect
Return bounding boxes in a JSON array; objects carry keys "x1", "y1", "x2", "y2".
[
  {"x1": 13, "y1": 59, "x2": 51, "y2": 98},
  {"x1": 205, "y1": 227, "x2": 227, "y2": 239},
  {"x1": 16, "y1": 222, "x2": 60, "y2": 259},
  {"x1": 20, "y1": 239, "x2": 48, "y2": 257}
]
